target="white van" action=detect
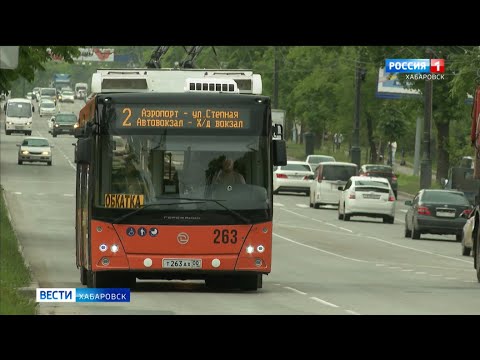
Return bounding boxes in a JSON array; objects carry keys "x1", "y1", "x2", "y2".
[
  {"x1": 74, "y1": 82, "x2": 88, "y2": 99},
  {"x1": 4, "y1": 98, "x2": 34, "y2": 135},
  {"x1": 309, "y1": 161, "x2": 357, "y2": 208},
  {"x1": 39, "y1": 87, "x2": 57, "y2": 105}
]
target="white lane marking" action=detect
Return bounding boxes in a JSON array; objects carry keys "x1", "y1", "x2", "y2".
[
  {"x1": 37, "y1": 193, "x2": 45, "y2": 196},
  {"x1": 376, "y1": 264, "x2": 386, "y2": 266},
  {"x1": 284, "y1": 286, "x2": 307, "y2": 295},
  {"x1": 337, "y1": 226, "x2": 353, "y2": 233},
  {"x1": 388, "y1": 266, "x2": 401, "y2": 269},
  {"x1": 63, "y1": 194, "x2": 74, "y2": 197},
  {"x1": 274, "y1": 203, "x2": 284, "y2": 207},
  {"x1": 13, "y1": 192, "x2": 22, "y2": 195},
  {"x1": 310, "y1": 297, "x2": 339, "y2": 308},
  {"x1": 277, "y1": 223, "x2": 354, "y2": 237},
  {"x1": 273, "y1": 233, "x2": 368, "y2": 263},
  {"x1": 463, "y1": 280, "x2": 476, "y2": 283},
  {"x1": 274, "y1": 283, "x2": 281, "y2": 286},
  {"x1": 60, "y1": 150, "x2": 76, "y2": 170},
  {"x1": 400, "y1": 209, "x2": 407, "y2": 213},
  {"x1": 430, "y1": 274, "x2": 443, "y2": 277},
  {"x1": 276, "y1": 205, "x2": 472, "y2": 274},
  {"x1": 36, "y1": 130, "x2": 76, "y2": 170},
  {"x1": 401, "y1": 269, "x2": 414, "y2": 272},
  {"x1": 445, "y1": 277, "x2": 457, "y2": 280},
  {"x1": 345, "y1": 309, "x2": 361, "y2": 315},
  {"x1": 415, "y1": 272, "x2": 427, "y2": 274},
  {"x1": 296, "y1": 204, "x2": 309, "y2": 208},
  {"x1": 396, "y1": 219, "x2": 405, "y2": 224},
  {"x1": 280, "y1": 208, "x2": 352, "y2": 233},
  {"x1": 278, "y1": 224, "x2": 357, "y2": 236},
  {"x1": 366, "y1": 236, "x2": 472, "y2": 264}
]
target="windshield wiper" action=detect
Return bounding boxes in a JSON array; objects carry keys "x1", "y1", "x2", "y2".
[
  {"x1": 172, "y1": 197, "x2": 250, "y2": 224},
  {"x1": 111, "y1": 200, "x2": 205, "y2": 224}
]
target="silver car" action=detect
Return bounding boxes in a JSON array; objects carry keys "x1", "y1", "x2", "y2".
[
  {"x1": 17, "y1": 136, "x2": 53, "y2": 166},
  {"x1": 60, "y1": 90, "x2": 75, "y2": 103},
  {"x1": 39, "y1": 99, "x2": 57, "y2": 117}
]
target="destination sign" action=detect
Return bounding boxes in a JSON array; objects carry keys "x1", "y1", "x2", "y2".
[
  {"x1": 114, "y1": 106, "x2": 250, "y2": 130},
  {"x1": 104, "y1": 194, "x2": 144, "y2": 208}
]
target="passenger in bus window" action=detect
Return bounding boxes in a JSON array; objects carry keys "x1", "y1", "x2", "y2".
[{"x1": 213, "y1": 158, "x2": 246, "y2": 185}]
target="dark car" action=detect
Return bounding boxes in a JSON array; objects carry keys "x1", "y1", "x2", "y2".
[
  {"x1": 359, "y1": 164, "x2": 398, "y2": 198},
  {"x1": 52, "y1": 112, "x2": 78, "y2": 137},
  {"x1": 404, "y1": 189, "x2": 472, "y2": 242}
]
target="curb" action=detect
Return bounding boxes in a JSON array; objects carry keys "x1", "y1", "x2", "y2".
[
  {"x1": 398, "y1": 190, "x2": 415, "y2": 198},
  {"x1": 1, "y1": 189, "x2": 40, "y2": 308}
]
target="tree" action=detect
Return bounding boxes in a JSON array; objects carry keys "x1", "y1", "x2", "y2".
[{"x1": 0, "y1": 46, "x2": 80, "y2": 92}]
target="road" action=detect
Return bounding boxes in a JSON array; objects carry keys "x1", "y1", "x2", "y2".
[{"x1": 0, "y1": 99, "x2": 478, "y2": 314}]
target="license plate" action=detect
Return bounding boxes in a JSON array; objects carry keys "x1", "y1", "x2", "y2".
[
  {"x1": 162, "y1": 258, "x2": 202, "y2": 269},
  {"x1": 15, "y1": 126, "x2": 22, "y2": 129},
  {"x1": 436, "y1": 211, "x2": 455, "y2": 218},
  {"x1": 363, "y1": 194, "x2": 380, "y2": 199}
]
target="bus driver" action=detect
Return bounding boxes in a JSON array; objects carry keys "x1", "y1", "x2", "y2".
[{"x1": 213, "y1": 158, "x2": 246, "y2": 185}]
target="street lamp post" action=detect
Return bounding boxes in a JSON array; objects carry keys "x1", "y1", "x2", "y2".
[
  {"x1": 420, "y1": 48, "x2": 433, "y2": 189},
  {"x1": 351, "y1": 62, "x2": 365, "y2": 168}
]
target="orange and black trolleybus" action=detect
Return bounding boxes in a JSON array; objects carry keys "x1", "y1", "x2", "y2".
[{"x1": 74, "y1": 90, "x2": 287, "y2": 291}]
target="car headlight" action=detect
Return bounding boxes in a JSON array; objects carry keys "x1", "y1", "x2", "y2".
[
  {"x1": 21, "y1": 150, "x2": 29, "y2": 155},
  {"x1": 74, "y1": 123, "x2": 79, "y2": 128},
  {"x1": 55, "y1": 124, "x2": 59, "y2": 127},
  {"x1": 42, "y1": 151, "x2": 50, "y2": 155}
]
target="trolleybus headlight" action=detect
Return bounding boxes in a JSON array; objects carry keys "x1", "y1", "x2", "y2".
[
  {"x1": 111, "y1": 244, "x2": 119, "y2": 253},
  {"x1": 101, "y1": 257, "x2": 110, "y2": 266},
  {"x1": 257, "y1": 245, "x2": 265, "y2": 253},
  {"x1": 99, "y1": 244, "x2": 108, "y2": 252},
  {"x1": 246, "y1": 245, "x2": 254, "y2": 254},
  {"x1": 255, "y1": 258, "x2": 263, "y2": 267}
]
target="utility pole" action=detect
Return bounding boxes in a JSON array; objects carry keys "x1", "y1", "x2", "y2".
[
  {"x1": 273, "y1": 46, "x2": 279, "y2": 108},
  {"x1": 420, "y1": 48, "x2": 433, "y2": 189},
  {"x1": 413, "y1": 116, "x2": 422, "y2": 176},
  {"x1": 351, "y1": 61, "x2": 363, "y2": 167}
]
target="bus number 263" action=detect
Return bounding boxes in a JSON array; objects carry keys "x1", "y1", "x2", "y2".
[{"x1": 213, "y1": 229, "x2": 238, "y2": 244}]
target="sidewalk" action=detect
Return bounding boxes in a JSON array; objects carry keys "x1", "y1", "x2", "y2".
[
  {"x1": 393, "y1": 161, "x2": 418, "y2": 177},
  {"x1": 392, "y1": 160, "x2": 436, "y2": 180}
]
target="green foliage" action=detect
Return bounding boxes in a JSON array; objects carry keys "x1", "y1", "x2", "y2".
[
  {"x1": 0, "y1": 188, "x2": 37, "y2": 314},
  {"x1": 0, "y1": 46, "x2": 80, "y2": 92},
  {"x1": 3, "y1": 45, "x2": 476, "y2": 174},
  {"x1": 450, "y1": 47, "x2": 480, "y2": 97}
]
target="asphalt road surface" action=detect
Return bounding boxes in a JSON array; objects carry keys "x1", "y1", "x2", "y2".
[{"x1": 0, "y1": 99, "x2": 478, "y2": 315}]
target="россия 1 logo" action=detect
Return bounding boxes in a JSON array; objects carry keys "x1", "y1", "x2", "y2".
[{"x1": 385, "y1": 59, "x2": 445, "y2": 80}]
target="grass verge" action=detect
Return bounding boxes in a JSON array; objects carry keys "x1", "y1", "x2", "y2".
[{"x1": 0, "y1": 187, "x2": 37, "y2": 315}]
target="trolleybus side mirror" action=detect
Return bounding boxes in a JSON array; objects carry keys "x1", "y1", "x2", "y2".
[
  {"x1": 273, "y1": 140, "x2": 287, "y2": 166},
  {"x1": 75, "y1": 137, "x2": 92, "y2": 164},
  {"x1": 74, "y1": 124, "x2": 85, "y2": 138}
]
